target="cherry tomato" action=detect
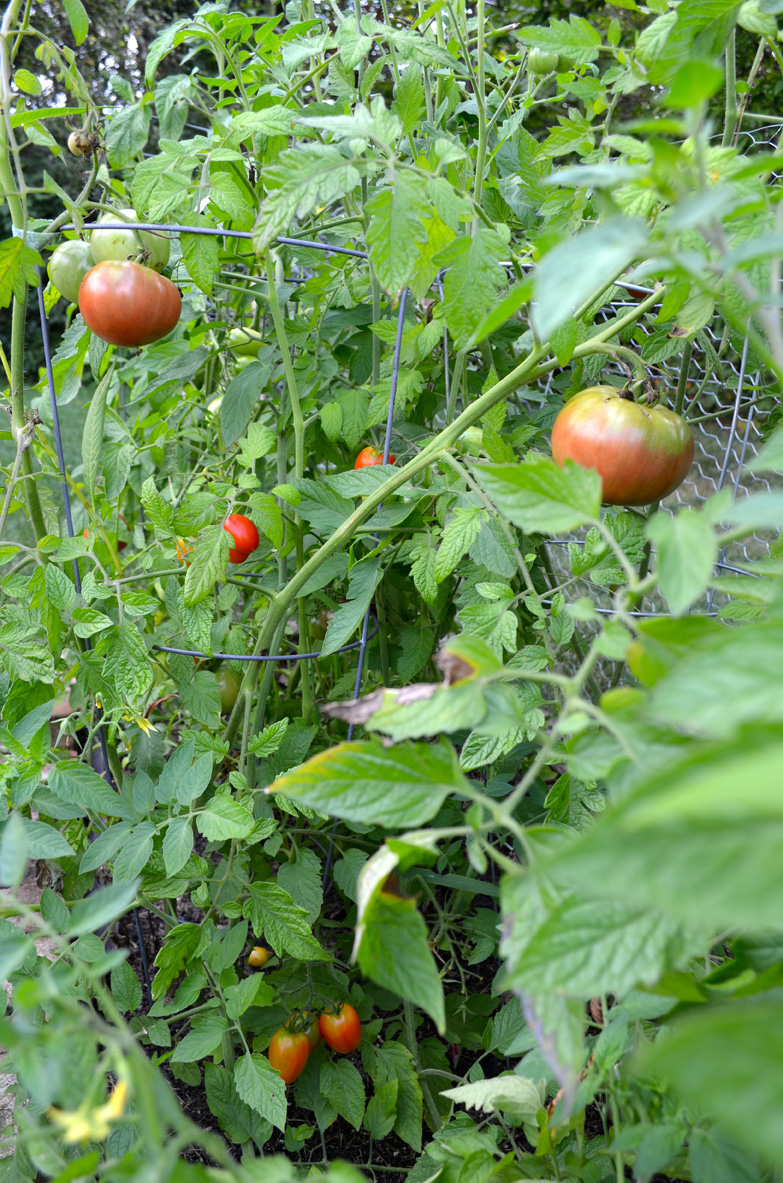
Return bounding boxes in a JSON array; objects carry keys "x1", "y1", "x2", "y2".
[
  {"x1": 268, "y1": 1027, "x2": 310, "y2": 1085},
  {"x1": 176, "y1": 539, "x2": 193, "y2": 566},
  {"x1": 551, "y1": 386, "x2": 694, "y2": 506},
  {"x1": 248, "y1": 945, "x2": 270, "y2": 968},
  {"x1": 354, "y1": 446, "x2": 395, "y2": 470},
  {"x1": 90, "y1": 208, "x2": 170, "y2": 271},
  {"x1": 48, "y1": 241, "x2": 95, "y2": 304},
  {"x1": 79, "y1": 261, "x2": 181, "y2": 347},
  {"x1": 319, "y1": 1004, "x2": 361, "y2": 1054},
  {"x1": 224, "y1": 514, "x2": 259, "y2": 563}
]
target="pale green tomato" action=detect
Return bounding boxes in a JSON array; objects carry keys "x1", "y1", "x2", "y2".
[
  {"x1": 48, "y1": 240, "x2": 95, "y2": 304},
  {"x1": 90, "y1": 208, "x2": 170, "y2": 271},
  {"x1": 228, "y1": 327, "x2": 264, "y2": 357}
]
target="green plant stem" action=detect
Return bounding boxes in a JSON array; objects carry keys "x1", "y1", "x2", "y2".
[
  {"x1": 722, "y1": 29, "x2": 738, "y2": 147},
  {"x1": 403, "y1": 1000, "x2": 442, "y2": 1131},
  {"x1": 243, "y1": 614, "x2": 289, "y2": 786},
  {"x1": 472, "y1": 0, "x2": 487, "y2": 204},
  {"x1": 0, "y1": 416, "x2": 33, "y2": 540},
  {"x1": 9, "y1": 292, "x2": 46, "y2": 541}
]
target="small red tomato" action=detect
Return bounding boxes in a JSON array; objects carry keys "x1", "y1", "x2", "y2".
[
  {"x1": 224, "y1": 513, "x2": 259, "y2": 564},
  {"x1": 354, "y1": 446, "x2": 395, "y2": 469},
  {"x1": 268, "y1": 1027, "x2": 310, "y2": 1085},
  {"x1": 248, "y1": 946, "x2": 270, "y2": 968},
  {"x1": 319, "y1": 1003, "x2": 362, "y2": 1054}
]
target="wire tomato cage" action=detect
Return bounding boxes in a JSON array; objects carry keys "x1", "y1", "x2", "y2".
[{"x1": 36, "y1": 191, "x2": 782, "y2": 988}]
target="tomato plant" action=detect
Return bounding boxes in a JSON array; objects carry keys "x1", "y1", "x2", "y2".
[
  {"x1": 247, "y1": 945, "x2": 270, "y2": 968},
  {"x1": 78, "y1": 261, "x2": 181, "y2": 347},
  {"x1": 550, "y1": 386, "x2": 695, "y2": 506},
  {"x1": 319, "y1": 1005, "x2": 361, "y2": 1054},
  {"x1": 4, "y1": 0, "x2": 783, "y2": 1180},
  {"x1": 90, "y1": 208, "x2": 171, "y2": 271},
  {"x1": 224, "y1": 513, "x2": 259, "y2": 563},
  {"x1": 268, "y1": 1028, "x2": 310, "y2": 1085},
  {"x1": 48, "y1": 240, "x2": 94, "y2": 304}
]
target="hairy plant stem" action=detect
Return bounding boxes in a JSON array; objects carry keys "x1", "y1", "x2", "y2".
[
  {"x1": 9, "y1": 291, "x2": 46, "y2": 540},
  {"x1": 472, "y1": 0, "x2": 487, "y2": 205},
  {"x1": 722, "y1": 29, "x2": 738, "y2": 148}
]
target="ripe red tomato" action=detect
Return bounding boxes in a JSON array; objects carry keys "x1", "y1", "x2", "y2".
[
  {"x1": 224, "y1": 514, "x2": 259, "y2": 563},
  {"x1": 248, "y1": 945, "x2": 270, "y2": 968},
  {"x1": 79, "y1": 261, "x2": 181, "y2": 347},
  {"x1": 319, "y1": 1004, "x2": 361, "y2": 1054},
  {"x1": 354, "y1": 446, "x2": 395, "y2": 469},
  {"x1": 551, "y1": 386, "x2": 694, "y2": 506},
  {"x1": 268, "y1": 1027, "x2": 310, "y2": 1085}
]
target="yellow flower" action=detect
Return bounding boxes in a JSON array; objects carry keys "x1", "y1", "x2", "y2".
[{"x1": 48, "y1": 1080, "x2": 128, "y2": 1144}]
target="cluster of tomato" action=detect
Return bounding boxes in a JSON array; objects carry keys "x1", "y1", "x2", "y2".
[{"x1": 247, "y1": 949, "x2": 361, "y2": 1084}]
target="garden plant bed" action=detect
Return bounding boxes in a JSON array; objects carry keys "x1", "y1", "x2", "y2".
[{"x1": 2, "y1": 1, "x2": 783, "y2": 1182}]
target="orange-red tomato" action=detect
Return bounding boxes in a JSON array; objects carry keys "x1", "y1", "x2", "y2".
[
  {"x1": 268, "y1": 1027, "x2": 310, "y2": 1085},
  {"x1": 319, "y1": 1004, "x2": 361, "y2": 1054},
  {"x1": 354, "y1": 446, "x2": 395, "y2": 469},
  {"x1": 224, "y1": 513, "x2": 259, "y2": 564},
  {"x1": 176, "y1": 539, "x2": 193, "y2": 566},
  {"x1": 79, "y1": 260, "x2": 181, "y2": 347},
  {"x1": 248, "y1": 946, "x2": 270, "y2": 968}
]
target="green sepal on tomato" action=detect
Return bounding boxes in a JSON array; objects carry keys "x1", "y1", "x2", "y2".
[{"x1": 550, "y1": 385, "x2": 694, "y2": 506}]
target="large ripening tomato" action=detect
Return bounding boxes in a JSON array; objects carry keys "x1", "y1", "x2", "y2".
[
  {"x1": 79, "y1": 261, "x2": 181, "y2": 347},
  {"x1": 268, "y1": 1027, "x2": 310, "y2": 1085},
  {"x1": 224, "y1": 514, "x2": 259, "y2": 564},
  {"x1": 550, "y1": 386, "x2": 694, "y2": 507},
  {"x1": 48, "y1": 241, "x2": 95, "y2": 304},
  {"x1": 355, "y1": 446, "x2": 395, "y2": 469},
  {"x1": 90, "y1": 208, "x2": 171, "y2": 271},
  {"x1": 319, "y1": 1004, "x2": 361, "y2": 1054}
]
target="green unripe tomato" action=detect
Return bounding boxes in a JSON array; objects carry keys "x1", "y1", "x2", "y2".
[
  {"x1": 90, "y1": 208, "x2": 170, "y2": 272},
  {"x1": 48, "y1": 240, "x2": 95, "y2": 304},
  {"x1": 228, "y1": 327, "x2": 265, "y2": 357},
  {"x1": 528, "y1": 48, "x2": 559, "y2": 75},
  {"x1": 217, "y1": 669, "x2": 242, "y2": 713}
]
